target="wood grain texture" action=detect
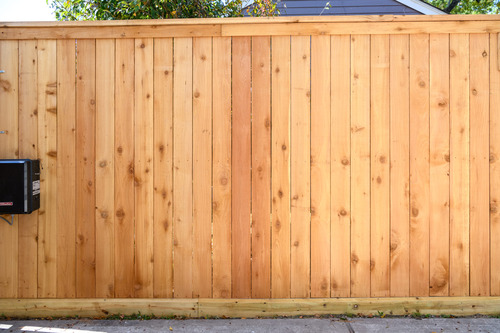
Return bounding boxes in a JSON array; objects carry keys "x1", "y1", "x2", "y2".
[
  {"x1": 449, "y1": 34, "x2": 470, "y2": 297},
  {"x1": 114, "y1": 39, "x2": 135, "y2": 298},
  {"x1": 469, "y1": 33, "x2": 490, "y2": 297},
  {"x1": 95, "y1": 39, "x2": 115, "y2": 298},
  {"x1": 390, "y1": 34, "x2": 410, "y2": 297},
  {"x1": 310, "y1": 35, "x2": 331, "y2": 298},
  {"x1": 153, "y1": 38, "x2": 174, "y2": 298},
  {"x1": 134, "y1": 38, "x2": 154, "y2": 298},
  {"x1": 429, "y1": 34, "x2": 450, "y2": 297},
  {"x1": 212, "y1": 37, "x2": 232, "y2": 299},
  {"x1": 173, "y1": 37, "x2": 193, "y2": 298},
  {"x1": 330, "y1": 35, "x2": 351, "y2": 298},
  {"x1": 56, "y1": 39, "x2": 76, "y2": 298},
  {"x1": 0, "y1": 40, "x2": 19, "y2": 299},
  {"x1": 271, "y1": 36, "x2": 291, "y2": 299},
  {"x1": 409, "y1": 34, "x2": 430, "y2": 297},
  {"x1": 370, "y1": 34, "x2": 390, "y2": 298},
  {"x1": 37, "y1": 39, "x2": 58, "y2": 298},
  {"x1": 220, "y1": 21, "x2": 500, "y2": 38},
  {"x1": 4, "y1": 19, "x2": 500, "y2": 40},
  {"x1": 231, "y1": 36, "x2": 252, "y2": 299},
  {"x1": 290, "y1": 35, "x2": 311, "y2": 298},
  {"x1": 251, "y1": 36, "x2": 271, "y2": 299},
  {"x1": 18, "y1": 40, "x2": 39, "y2": 298},
  {"x1": 350, "y1": 34, "x2": 371, "y2": 298},
  {"x1": 192, "y1": 37, "x2": 212, "y2": 298},
  {"x1": 3, "y1": 297, "x2": 500, "y2": 319},
  {"x1": 491, "y1": 32, "x2": 500, "y2": 296},
  {"x1": 5, "y1": 26, "x2": 500, "y2": 301},
  {"x1": 75, "y1": 39, "x2": 96, "y2": 298}
]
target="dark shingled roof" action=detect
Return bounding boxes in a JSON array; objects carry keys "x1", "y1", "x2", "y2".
[{"x1": 244, "y1": 0, "x2": 446, "y2": 16}]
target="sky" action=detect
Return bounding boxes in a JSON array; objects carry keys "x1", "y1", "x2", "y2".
[{"x1": 0, "y1": 0, "x2": 55, "y2": 21}]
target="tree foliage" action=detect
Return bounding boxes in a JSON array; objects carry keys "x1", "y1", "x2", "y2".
[
  {"x1": 47, "y1": 0, "x2": 278, "y2": 20},
  {"x1": 424, "y1": 0, "x2": 500, "y2": 14}
]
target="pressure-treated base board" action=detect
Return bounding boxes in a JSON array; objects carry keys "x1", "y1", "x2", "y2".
[
  {"x1": 0, "y1": 299, "x2": 198, "y2": 318},
  {"x1": 0, "y1": 298, "x2": 499, "y2": 318}
]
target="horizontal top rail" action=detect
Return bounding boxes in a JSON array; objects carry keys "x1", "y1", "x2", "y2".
[{"x1": 1, "y1": 15, "x2": 499, "y2": 39}]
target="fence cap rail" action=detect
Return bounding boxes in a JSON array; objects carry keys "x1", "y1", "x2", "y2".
[{"x1": 1, "y1": 15, "x2": 500, "y2": 39}]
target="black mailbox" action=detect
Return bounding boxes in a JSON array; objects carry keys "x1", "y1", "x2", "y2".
[{"x1": 0, "y1": 159, "x2": 40, "y2": 214}]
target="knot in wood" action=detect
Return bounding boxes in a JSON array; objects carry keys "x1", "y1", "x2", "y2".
[
  {"x1": 411, "y1": 207, "x2": 419, "y2": 217},
  {"x1": 491, "y1": 203, "x2": 498, "y2": 214},
  {"x1": 116, "y1": 209, "x2": 125, "y2": 218}
]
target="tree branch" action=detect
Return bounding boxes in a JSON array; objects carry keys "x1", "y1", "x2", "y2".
[{"x1": 444, "y1": 0, "x2": 461, "y2": 13}]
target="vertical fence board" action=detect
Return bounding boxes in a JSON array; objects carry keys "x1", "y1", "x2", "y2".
[
  {"x1": 75, "y1": 39, "x2": 96, "y2": 298},
  {"x1": 390, "y1": 34, "x2": 410, "y2": 297},
  {"x1": 310, "y1": 35, "x2": 331, "y2": 298},
  {"x1": 271, "y1": 36, "x2": 291, "y2": 299},
  {"x1": 153, "y1": 38, "x2": 174, "y2": 298},
  {"x1": 231, "y1": 36, "x2": 252, "y2": 299},
  {"x1": 56, "y1": 39, "x2": 76, "y2": 298},
  {"x1": 330, "y1": 35, "x2": 351, "y2": 298},
  {"x1": 95, "y1": 39, "x2": 115, "y2": 298},
  {"x1": 350, "y1": 34, "x2": 371, "y2": 298},
  {"x1": 429, "y1": 34, "x2": 451, "y2": 297},
  {"x1": 193, "y1": 37, "x2": 213, "y2": 298},
  {"x1": 251, "y1": 36, "x2": 271, "y2": 299},
  {"x1": 173, "y1": 37, "x2": 193, "y2": 298},
  {"x1": 469, "y1": 33, "x2": 490, "y2": 297},
  {"x1": 114, "y1": 39, "x2": 135, "y2": 298},
  {"x1": 409, "y1": 34, "x2": 430, "y2": 297},
  {"x1": 37, "y1": 39, "x2": 57, "y2": 298},
  {"x1": 370, "y1": 34, "x2": 390, "y2": 298},
  {"x1": 212, "y1": 37, "x2": 232, "y2": 299},
  {"x1": 290, "y1": 35, "x2": 311, "y2": 298},
  {"x1": 134, "y1": 38, "x2": 154, "y2": 298},
  {"x1": 449, "y1": 33, "x2": 470, "y2": 297},
  {"x1": 491, "y1": 32, "x2": 500, "y2": 296},
  {"x1": 18, "y1": 40, "x2": 38, "y2": 298},
  {"x1": 0, "y1": 40, "x2": 19, "y2": 298}
]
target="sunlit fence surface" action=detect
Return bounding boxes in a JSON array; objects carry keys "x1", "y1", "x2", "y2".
[{"x1": 0, "y1": 15, "x2": 499, "y2": 300}]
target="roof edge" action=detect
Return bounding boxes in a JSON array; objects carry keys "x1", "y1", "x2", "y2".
[{"x1": 394, "y1": 0, "x2": 448, "y2": 15}]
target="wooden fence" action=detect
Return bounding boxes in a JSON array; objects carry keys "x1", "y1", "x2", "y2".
[{"x1": 0, "y1": 16, "x2": 500, "y2": 305}]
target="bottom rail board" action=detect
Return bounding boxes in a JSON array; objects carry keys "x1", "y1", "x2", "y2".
[{"x1": 0, "y1": 297, "x2": 499, "y2": 318}]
